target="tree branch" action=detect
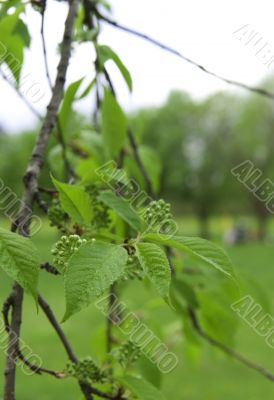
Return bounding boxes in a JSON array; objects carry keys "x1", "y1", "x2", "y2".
[
  {"x1": 127, "y1": 129, "x2": 156, "y2": 198},
  {"x1": 188, "y1": 307, "x2": 274, "y2": 382},
  {"x1": 41, "y1": 0, "x2": 53, "y2": 90},
  {"x1": 38, "y1": 295, "x2": 78, "y2": 363},
  {"x1": 3, "y1": 1, "x2": 81, "y2": 399},
  {"x1": 0, "y1": 67, "x2": 43, "y2": 120},
  {"x1": 97, "y1": 11, "x2": 274, "y2": 101}
]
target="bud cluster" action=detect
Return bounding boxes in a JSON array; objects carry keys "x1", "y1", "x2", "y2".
[
  {"x1": 51, "y1": 235, "x2": 87, "y2": 273},
  {"x1": 48, "y1": 199, "x2": 68, "y2": 231},
  {"x1": 114, "y1": 340, "x2": 142, "y2": 367},
  {"x1": 143, "y1": 199, "x2": 173, "y2": 233},
  {"x1": 66, "y1": 357, "x2": 107, "y2": 384},
  {"x1": 122, "y1": 255, "x2": 144, "y2": 281},
  {"x1": 85, "y1": 184, "x2": 111, "y2": 229}
]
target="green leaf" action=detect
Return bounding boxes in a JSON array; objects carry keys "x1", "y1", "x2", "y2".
[
  {"x1": 97, "y1": 44, "x2": 132, "y2": 91},
  {"x1": 144, "y1": 234, "x2": 234, "y2": 278},
  {"x1": 77, "y1": 78, "x2": 95, "y2": 100},
  {"x1": 136, "y1": 243, "x2": 172, "y2": 306},
  {"x1": 63, "y1": 241, "x2": 127, "y2": 321},
  {"x1": 101, "y1": 89, "x2": 127, "y2": 158},
  {"x1": 198, "y1": 285, "x2": 239, "y2": 346},
  {"x1": 13, "y1": 18, "x2": 30, "y2": 48},
  {"x1": 120, "y1": 376, "x2": 166, "y2": 400},
  {"x1": 59, "y1": 78, "x2": 84, "y2": 133},
  {"x1": 137, "y1": 357, "x2": 162, "y2": 389},
  {"x1": 99, "y1": 190, "x2": 141, "y2": 231},
  {"x1": 48, "y1": 145, "x2": 66, "y2": 179},
  {"x1": 171, "y1": 277, "x2": 199, "y2": 311},
  {"x1": 0, "y1": 35, "x2": 23, "y2": 84},
  {"x1": 138, "y1": 146, "x2": 162, "y2": 192},
  {"x1": 0, "y1": 8, "x2": 27, "y2": 83},
  {"x1": 0, "y1": 227, "x2": 39, "y2": 298},
  {"x1": 52, "y1": 176, "x2": 92, "y2": 224}
]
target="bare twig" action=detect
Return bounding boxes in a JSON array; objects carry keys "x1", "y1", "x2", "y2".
[
  {"x1": 188, "y1": 307, "x2": 274, "y2": 382},
  {"x1": 106, "y1": 284, "x2": 116, "y2": 353},
  {"x1": 127, "y1": 129, "x2": 156, "y2": 198},
  {"x1": 97, "y1": 11, "x2": 274, "y2": 101},
  {"x1": 102, "y1": 67, "x2": 156, "y2": 197},
  {"x1": 40, "y1": 262, "x2": 60, "y2": 275},
  {"x1": 2, "y1": 294, "x2": 65, "y2": 379},
  {"x1": 17, "y1": 349, "x2": 66, "y2": 378},
  {"x1": 40, "y1": 0, "x2": 53, "y2": 90},
  {"x1": 38, "y1": 295, "x2": 77, "y2": 362},
  {"x1": 38, "y1": 186, "x2": 57, "y2": 195},
  {"x1": 39, "y1": 297, "x2": 123, "y2": 400},
  {"x1": 34, "y1": 190, "x2": 48, "y2": 213},
  {"x1": 0, "y1": 68, "x2": 43, "y2": 120}
]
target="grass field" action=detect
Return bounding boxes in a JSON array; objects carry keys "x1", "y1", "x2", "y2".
[{"x1": 1, "y1": 217, "x2": 274, "y2": 399}]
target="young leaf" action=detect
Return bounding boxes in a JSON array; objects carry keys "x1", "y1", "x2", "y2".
[
  {"x1": 137, "y1": 356, "x2": 162, "y2": 389},
  {"x1": 96, "y1": 44, "x2": 132, "y2": 91},
  {"x1": 120, "y1": 376, "x2": 166, "y2": 400},
  {"x1": 77, "y1": 78, "x2": 95, "y2": 100},
  {"x1": 52, "y1": 176, "x2": 92, "y2": 224},
  {"x1": 136, "y1": 243, "x2": 172, "y2": 306},
  {"x1": 59, "y1": 77, "x2": 84, "y2": 133},
  {"x1": 101, "y1": 89, "x2": 127, "y2": 158},
  {"x1": 0, "y1": 227, "x2": 40, "y2": 298},
  {"x1": 63, "y1": 241, "x2": 127, "y2": 321},
  {"x1": 171, "y1": 277, "x2": 199, "y2": 312},
  {"x1": 144, "y1": 233, "x2": 234, "y2": 278},
  {"x1": 0, "y1": 8, "x2": 28, "y2": 83},
  {"x1": 98, "y1": 190, "x2": 141, "y2": 231}
]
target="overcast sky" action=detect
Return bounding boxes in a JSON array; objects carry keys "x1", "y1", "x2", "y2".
[{"x1": 0, "y1": 0, "x2": 274, "y2": 132}]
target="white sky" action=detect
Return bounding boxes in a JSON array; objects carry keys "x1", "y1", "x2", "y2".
[{"x1": 1, "y1": 0, "x2": 274, "y2": 132}]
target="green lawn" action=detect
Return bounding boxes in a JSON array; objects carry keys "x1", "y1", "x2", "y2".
[{"x1": 1, "y1": 217, "x2": 274, "y2": 399}]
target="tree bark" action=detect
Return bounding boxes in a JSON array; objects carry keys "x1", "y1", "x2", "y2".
[{"x1": 3, "y1": 1, "x2": 80, "y2": 398}]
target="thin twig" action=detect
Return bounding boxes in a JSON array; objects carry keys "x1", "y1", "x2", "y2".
[
  {"x1": 34, "y1": 190, "x2": 48, "y2": 213},
  {"x1": 106, "y1": 284, "x2": 116, "y2": 353},
  {"x1": 2, "y1": 293, "x2": 65, "y2": 380},
  {"x1": 40, "y1": 262, "x2": 60, "y2": 275},
  {"x1": 0, "y1": 68, "x2": 43, "y2": 120},
  {"x1": 38, "y1": 295, "x2": 77, "y2": 362},
  {"x1": 188, "y1": 307, "x2": 274, "y2": 382},
  {"x1": 17, "y1": 350, "x2": 66, "y2": 378},
  {"x1": 102, "y1": 67, "x2": 156, "y2": 197},
  {"x1": 97, "y1": 11, "x2": 274, "y2": 101},
  {"x1": 127, "y1": 129, "x2": 155, "y2": 198},
  {"x1": 40, "y1": 0, "x2": 53, "y2": 90},
  {"x1": 38, "y1": 186, "x2": 57, "y2": 195}
]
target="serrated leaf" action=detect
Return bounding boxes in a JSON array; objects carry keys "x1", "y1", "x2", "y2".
[
  {"x1": 144, "y1": 234, "x2": 234, "y2": 278},
  {"x1": 97, "y1": 44, "x2": 132, "y2": 91},
  {"x1": 136, "y1": 243, "x2": 172, "y2": 306},
  {"x1": 120, "y1": 376, "x2": 166, "y2": 400},
  {"x1": 0, "y1": 227, "x2": 39, "y2": 298},
  {"x1": 63, "y1": 241, "x2": 127, "y2": 321},
  {"x1": 52, "y1": 176, "x2": 92, "y2": 224},
  {"x1": 99, "y1": 190, "x2": 141, "y2": 231},
  {"x1": 101, "y1": 89, "x2": 127, "y2": 158}
]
